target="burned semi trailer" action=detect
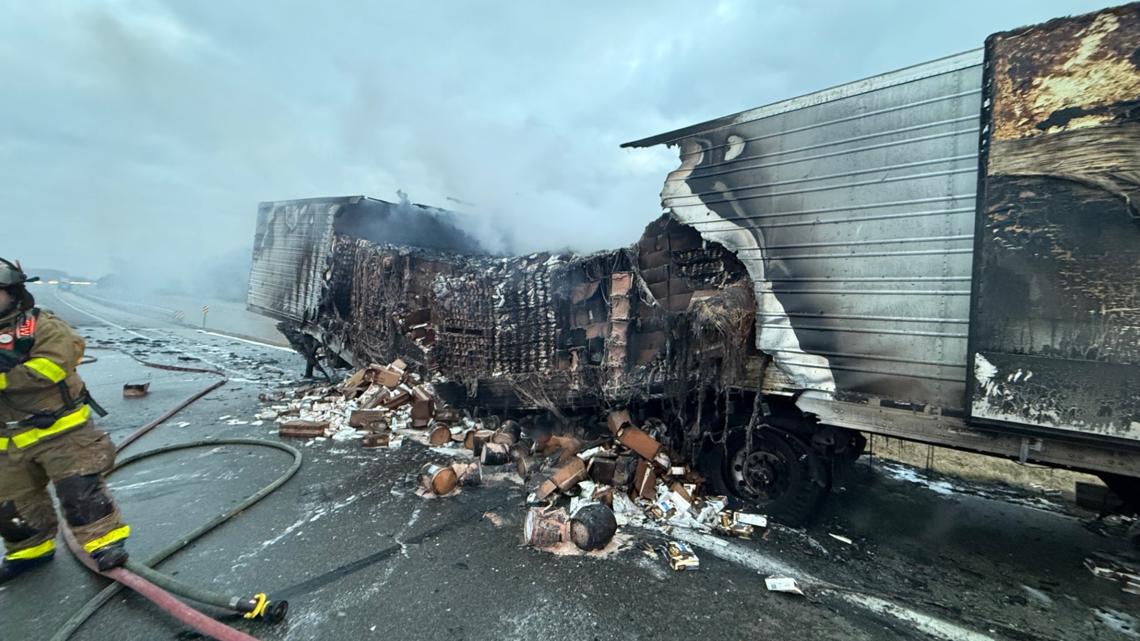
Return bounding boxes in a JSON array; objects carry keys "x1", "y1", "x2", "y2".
[
  {"x1": 621, "y1": 3, "x2": 1140, "y2": 515},
  {"x1": 249, "y1": 5, "x2": 1140, "y2": 522},
  {"x1": 248, "y1": 196, "x2": 829, "y2": 519}
]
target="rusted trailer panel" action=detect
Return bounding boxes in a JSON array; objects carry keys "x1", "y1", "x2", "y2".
[{"x1": 969, "y1": 4, "x2": 1140, "y2": 442}]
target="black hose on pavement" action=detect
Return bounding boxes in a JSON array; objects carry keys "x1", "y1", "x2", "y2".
[{"x1": 49, "y1": 438, "x2": 302, "y2": 641}]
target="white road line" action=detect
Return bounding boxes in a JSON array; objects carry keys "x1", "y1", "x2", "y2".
[
  {"x1": 838, "y1": 593, "x2": 997, "y2": 641},
  {"x1": 666, "y1": 527, "x2": 997, "y2": 641},
  {"x1": 55, "y1": 292, "x2": 231, "y2": 373},
  {"x1": 52, "y1": 291, "x2": 152, "y2": 341},
  {"x1": 196, "y1": 329, "x2": 294, "y2": 352}
]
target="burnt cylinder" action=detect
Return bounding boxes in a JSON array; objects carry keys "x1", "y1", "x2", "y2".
[
  {"x1": 481, "y1": 442, "x2": 511, "y2": 466},
  {"x1": 469, "y1": 429, "x2": 495, "y2": 456},
  {"x1": 499, "y1": 420, "x2": 523, "y2": 442},
  {"x1": 524, "y1": 507, "x2": 568, "y2": 548},
  {"x1": 490, "y1": 430, "x2": 517, "y2": 447},
  {"x1": 569, "y1": 503, "x2": 618, "y2": 551},
  {"x1": 429, "y1": 424, "x2": 452, "y2": 446},
  {"x1": 420, "y1": 463, "x2": 459, "y2": 496},
  {"x1": 452, "y1": 461, "x2": 483, "y2": 486}
]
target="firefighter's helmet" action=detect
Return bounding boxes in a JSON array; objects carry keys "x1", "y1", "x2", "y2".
[{"x1": 0, "y1": 259, "x2": 38, "y2": 288}]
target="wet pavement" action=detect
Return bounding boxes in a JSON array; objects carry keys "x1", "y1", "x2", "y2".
[{"x1": 4, "y1": 286, "x2": 1137, "y2": 641}]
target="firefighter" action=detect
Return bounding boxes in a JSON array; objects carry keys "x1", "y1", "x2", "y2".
[{"x1": 0, "y1": 259, "x2": 129, "y2": 582}]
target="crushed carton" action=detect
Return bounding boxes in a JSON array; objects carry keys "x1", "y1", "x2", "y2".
[
  {"x1": 765, "y1": 576, "x2": 805, "y2": 596},
  {"x1": 666, "y1": 541, "x2": 700, "y2": 571}
]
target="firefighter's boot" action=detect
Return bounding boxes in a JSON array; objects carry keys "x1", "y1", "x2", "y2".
[
  {"x1": 0, "y1": 548, "x2": 55, "y2": 583},
  {"x1": 90, "y1": 540, "x2": 128, "y2": 571}
]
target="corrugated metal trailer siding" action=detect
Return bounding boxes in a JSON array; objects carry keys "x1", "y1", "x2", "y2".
[
  {"x1": 627, "y1": 51, "x2": 983, "y2": 410},
  {"x1": 247, "y1": 198, "x2": 349, "y2": 322}
]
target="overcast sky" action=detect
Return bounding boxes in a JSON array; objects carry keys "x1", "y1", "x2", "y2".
[{"x1": 1, "y1": 0, "x2": 1111, "y2": 284}]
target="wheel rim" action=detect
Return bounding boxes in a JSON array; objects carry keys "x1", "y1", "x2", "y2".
[{"x1": 728, "y1": 435, "x2": 793, "y2": 503}]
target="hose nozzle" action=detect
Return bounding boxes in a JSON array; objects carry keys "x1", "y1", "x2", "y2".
[{"x1": 240, "y1": 593, "x2": 288, "y2": 623}]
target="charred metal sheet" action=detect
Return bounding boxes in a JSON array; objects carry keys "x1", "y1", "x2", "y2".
[
  {"x1": 247, "y1": 197, "x2": 345, "y2": 322},
  {"x1": 254, "y1": 202, "x2": 758, "y2": 412},
  {"x1": 626, "y1": 52, "x2": 983, "y2": 410},
  {"x1": 969, "y1": 4, "x2": 1140, "y2": 440},
  {"x1": 247, "y1": 195, "x2": 483, "y2": 323}
]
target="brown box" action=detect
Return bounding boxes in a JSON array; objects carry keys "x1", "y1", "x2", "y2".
[
  {"x1": 383, "y1": 386, "x2": 412, "y2": 409},
  {"x1": 609, "y1": 320, "x2": 629, "y2": 343},
  {"x1": 362, "y1": 432, "x2": 391, "y2": 448},
  {"x1": 611, "y1": 297, "x2": 631, "y2": 321},
  {"x1": 348, "y1": 409, "x2": 387, "y2": 429},
  {"x1": 587, "y1": 455, "x2": 618, "y2": 485},
  {"x1": 279, "y1": 419, "x2": 329, "y2": 439},
  {"x1": 607, "y1": 410, "x2": 633, "y2": 435},
  {"x1": 122, "y1": 383, "x2": 150, "y2": 398},
  {"x1": 611, "y1": 272, "x2": 632, "y2": 297},
  {"x1": 617, "y1": 426, "x2": 661, "y2": 461},
  {"x1": 341, "y1": 369, "x2": 368, "y2": 395},
  {"x1": 633, "y1": 459, "x2": 657, "y2": 500},
  {"x1": 611, "y1": 455, "x2": 638, "y2": 489},
  {"x1": 410, "y1": 386, "x2": 435, "y2": 428},
  {"x1": 535, "y1": 457, "x2": 587, "y2": 500},
  {"x1": 435, "y1": 407, "x2": 462, "y2": 423},
  {"x1": 670, "y1": 481, "x2": 693, "y2": 503},
  {"x1": 373, "y1": 364, "x2": 404, "y2": 389}
]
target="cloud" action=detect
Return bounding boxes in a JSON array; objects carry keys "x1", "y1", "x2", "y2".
[{"x1": 0, "y1": 0, "x2": 1109, "y2": 285}]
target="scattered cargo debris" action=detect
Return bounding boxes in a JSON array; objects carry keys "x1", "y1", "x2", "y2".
[
  {"x1": 420, "y1": 463, "x2": 459, "y2": 497},
  {"x1": 1085, "y1": 553, "x2": 1140, "y2": 596},
  {"x1": 536, "y1": 457, "x2": 588, "y2": 501},
  {"x1": 765, "y1": 576, "x2": 805, "y2": 596},
  {"x1": 525, "y1": 507, "x2": 569, "y2": 549},
  {"x1": 481, "y1": 442, "x2": 511, "y2": 466},
  {"x1": 452, "y1": 461, "x2": 483, "y2": 487},
  {"x1": 278, "y1": 419, "x2": 329, "y2": 439},
  {"x1": 429, "y1": 425, "x2": 452, "y2": 446},
  {"x1": 362, "y1": 432, "x2": 393, "y2": 448},
  {"x1": 261, "y1": 360, "x2": 782, "y2": 559},
  {"x1": 122, "y1": 382, "x2": 150, "y2": 398},
  {"x1": 569, "y1": 504, "x2": 618, "y2": 551},
  {"x1": 666, "y1": 541, "x2": 700, "y2": 571}
]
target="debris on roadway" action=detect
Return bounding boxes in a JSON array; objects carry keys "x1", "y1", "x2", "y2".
[
  {"x1": 122, "y1": 382, "x2": 151, "y2": 397},
  {"x1": 1085, "y1": 553, "x2": 1140, "y2": 596},
  {"x1": 254, "y1": 364, "x2": 778, "y2": 567}
]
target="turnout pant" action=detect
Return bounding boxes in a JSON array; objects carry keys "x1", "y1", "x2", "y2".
[{"x1": 0, "y1": 422, "x2": 128, "y2": 561}]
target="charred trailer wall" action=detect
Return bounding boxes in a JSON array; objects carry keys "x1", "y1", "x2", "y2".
[
  {"x1": 968, "y1": 3, "x2": 1140, "y2": 443},
  {"x1": 309, "y1": 213, "x2": 758, "y2": 413},
  {"x1": 247, "y1": 197, "x2": 349, "y2": 323}
]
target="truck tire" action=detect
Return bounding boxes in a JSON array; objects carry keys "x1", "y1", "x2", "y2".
[
  {"x1": 710, "y1": 429, "x2": 825, "y2": 526},
  {"x1": 1098, "y1": 473, "x2": 1140, "y2": 514}
]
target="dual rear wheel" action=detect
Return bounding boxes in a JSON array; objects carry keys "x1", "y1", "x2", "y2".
[{"x1": 704, "y1": 427, "x2": 830, "y2": 526}]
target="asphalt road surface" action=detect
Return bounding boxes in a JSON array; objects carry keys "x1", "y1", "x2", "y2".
[{"x1": 3, "y1": 286, "x2": 1137, "y2": 641}]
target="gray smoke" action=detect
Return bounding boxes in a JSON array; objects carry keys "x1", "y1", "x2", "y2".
[{"x1": 2, "y1": 0, "x2": 1108, "y2": 290}]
